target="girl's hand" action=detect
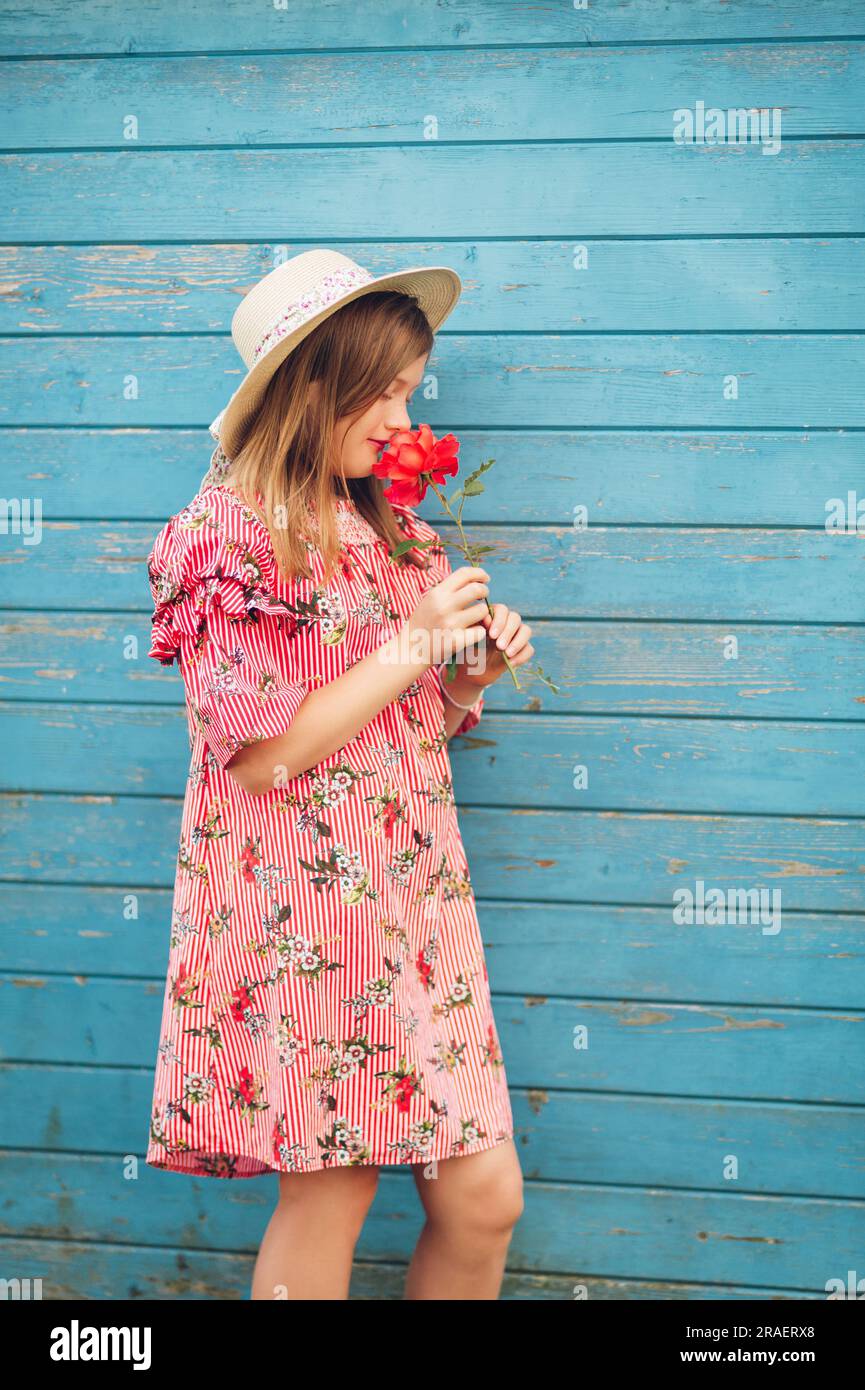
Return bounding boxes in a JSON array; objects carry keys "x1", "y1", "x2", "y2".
[
  {"x1": 406, "y1": 565, "x2": 492, "y2": 664},
  {"x1": 460, "y1": 603, "x2": 534, "y2": 688}
]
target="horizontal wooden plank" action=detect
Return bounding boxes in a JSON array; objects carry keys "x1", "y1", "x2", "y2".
[
  {"x1": 5, "y1": 334, "x2": 864, "y2": 430},
  {"x1": 4, "y1": 428, "x2": 865, "y2": 525},
  {"x1": 5, "y1": 44, "x2": 864, "y2": 149},
  {"x1": 0, "y1": 1237, "x2": 814, "y2": 1302},
  {"x1": 513, "y1": 618, "x2": 865, "y2": 718},
  {"x1": 3, "y1": 142, "x2": 863, "y2": 240},
  {"x1": 496, "y1": 995, "x2": 865, "y2": 1103},
  {"x1": 3, "y1": 0, "x2": 861, "y2": 55},
  {"x1": 1, "y1": 1151, "x2": 860, "y2": 1289},
  {"x1": 4, "y1": 611, "x2": 862, "y2": 720},
  {"x1": 1, "y1": 971, "x2": 861, "y2": 1104},
  {"x1": 4, "y1": 702, "x2": 864, "y2": 816},
  {"x1": 510, "y1": 1089, "x2": 865, "y2": 1198},
  {"x1": 459, "y1": 712, "x2": 865, "y2": 815},
  {"x1": 4, "y1": 1062, "x2": 862, "y2": 1197},
  {"x1": 2, "y1": 795, "x2": 861, "y2": 910},
  {"x1": 4, "y1": 522, "x2": 862, "y2": 621},
  {"x1": 5, "y1": 242, "x2": 864, "y2": 335},
  {"x1": 3, "y1": 888, "x2": 862, "y2": 1009},
  {"x1": 483, "y1": 904, "x2": 865, "y2": 1011}
]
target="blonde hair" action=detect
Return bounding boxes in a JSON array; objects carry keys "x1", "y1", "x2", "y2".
[{"x1": 220, "y1": 290, "x2": 436, "y2": 584}]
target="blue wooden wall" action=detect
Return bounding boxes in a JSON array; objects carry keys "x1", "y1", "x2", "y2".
[{"x1": 1, "y1": 0, "x2": 863, "y2": 1300}]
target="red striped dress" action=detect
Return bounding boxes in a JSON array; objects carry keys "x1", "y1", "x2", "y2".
[{"x1": 144, "y1": 482, "x2": 514, "y2": 1177}]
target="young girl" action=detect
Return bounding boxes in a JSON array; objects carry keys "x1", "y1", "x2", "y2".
[{"x1": 144, "y1": 250, "x2": 534, "y2": 1300}]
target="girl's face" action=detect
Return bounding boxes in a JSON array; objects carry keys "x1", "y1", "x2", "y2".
[{"x1": 333, "y1": 351, "x2": 429, "y2": 482}]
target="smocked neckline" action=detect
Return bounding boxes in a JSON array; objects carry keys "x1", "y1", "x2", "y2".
[
  {"x1": 200, "y1": 482, "x2": 387, "y2": 548},
  {"x1": 207, "y1": 482, "x2": 355, "y2": 507}
]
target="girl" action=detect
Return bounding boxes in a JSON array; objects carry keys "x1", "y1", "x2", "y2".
[{"x1": 144, "y1": 250, "x2": 534, "y2": 1300}]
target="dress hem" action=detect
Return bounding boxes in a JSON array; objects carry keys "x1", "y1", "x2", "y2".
[{"x1": 145, "y1": 1127, "x2": 515, "y2": 1180}]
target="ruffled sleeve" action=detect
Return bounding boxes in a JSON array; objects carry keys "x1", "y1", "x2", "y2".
[
  {"x1": 145, "y1": 487, "x2": 315, "y2": 771},
  {"x1": 391, "y1": 503, "x2": 486, "y2": 737}
]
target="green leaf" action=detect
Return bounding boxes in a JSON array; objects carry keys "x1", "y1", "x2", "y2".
[
  {"x1": 387, "y1": 537, "x2": 438, "y2": 560},
  {"x1": 465, "y1": 457, "x2": 497, "y2": 481}
]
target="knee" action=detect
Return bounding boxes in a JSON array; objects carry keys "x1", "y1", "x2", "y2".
[
  {"x1": 448, "y1": 1170, "x2": 524, "y2": 1240},
  {"x1": 482, "y1": 1172, "x2": 524, "y2": 1235}
]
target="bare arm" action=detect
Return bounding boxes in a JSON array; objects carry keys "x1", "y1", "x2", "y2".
[{"x1": 227, "y1": 565, "x2": 491, "y2": 796}]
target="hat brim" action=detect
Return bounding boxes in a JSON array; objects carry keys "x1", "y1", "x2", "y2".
[{"x1": 215, "y1": 265, "x2": 462, "y2": 460}]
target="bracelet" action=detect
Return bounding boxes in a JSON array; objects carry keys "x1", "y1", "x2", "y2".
[{"x1": 437, "y1": 662, "x2": 480, "y2": 710}]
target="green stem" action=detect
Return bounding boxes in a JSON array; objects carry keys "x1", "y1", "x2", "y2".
[{"x1": 427, "y1": 479, "x2": 521, "y2": 691}]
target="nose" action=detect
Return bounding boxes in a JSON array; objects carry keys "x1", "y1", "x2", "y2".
[{"x1": 385, "y1": 403, "x2": 412, "y2": 432}]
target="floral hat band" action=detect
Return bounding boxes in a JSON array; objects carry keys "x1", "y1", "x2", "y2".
[
  {"x1": 203, "y1": 248, "x2": 462, "y2": 462},
  {"x1": 250, "y1": 264, "x2": 374, "y2": 365}
]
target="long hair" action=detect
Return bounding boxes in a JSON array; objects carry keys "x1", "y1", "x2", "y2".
[{"x1": 222, "y1": 290, "x2": 437, "y2": 584}]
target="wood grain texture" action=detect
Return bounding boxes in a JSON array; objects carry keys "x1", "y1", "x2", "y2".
[
  {"x1": 4, "y1": 334, "x2": 864, "y2": 429},
  {"x1": 3, "y1": 143, "x2": 864, "y2": 241},
  {"x1": 0, "y1": 1239, "x2": 822, "y2": 1302},
  {"x1": 3, "y1": 0, "x2": 863, "y2": 55},
  {"x1": 5, "y1": 244, "x2": 865, "y2": 334},
  {"x1": 0, "y1": 1151, "x2": 859, "y2": 1291},
  {"x1": 5, "y1": 45, "x2": 865, "y2": 148}
]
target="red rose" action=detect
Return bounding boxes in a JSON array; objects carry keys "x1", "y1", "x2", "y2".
[{"x1": 371, "y1": 423, "x2": 459, "y2": 506}]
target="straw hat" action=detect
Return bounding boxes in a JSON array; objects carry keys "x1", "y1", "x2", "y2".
[{"x1": 208, "y1": 248, "x2": 462, "y2": 461}]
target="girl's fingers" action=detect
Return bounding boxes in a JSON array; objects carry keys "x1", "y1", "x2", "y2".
[
  {"x1": 448, "y1": 567, "x2": 491, "y2": 595},
  {"x1": 487, "y1": 603, "x2": 508, "y2": 638},
  {"x1": 493, "y1": 611, "x2": 521, "y2": 650},
  {"x1": 501, "y1": 623, "x2": 532, "y2": 658},
  {"x1": 486, "y1": 606, "x2": 536, "y2": 662},
  {"x1": 455, "y1": 601, "x2": 492, "y2": 628}
]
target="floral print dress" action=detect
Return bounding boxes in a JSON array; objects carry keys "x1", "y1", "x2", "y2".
[{"x1": 144, "y1": 482, "x2": 514, "y2": 1176}]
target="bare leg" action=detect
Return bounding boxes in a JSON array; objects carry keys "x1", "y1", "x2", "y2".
[
  {"x1": 404, "y1": 1139, "x2": 524, "y2": 1300},
  {"x1": 250, "y1": 1163, "x2": 380, "y2": 1300}
]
